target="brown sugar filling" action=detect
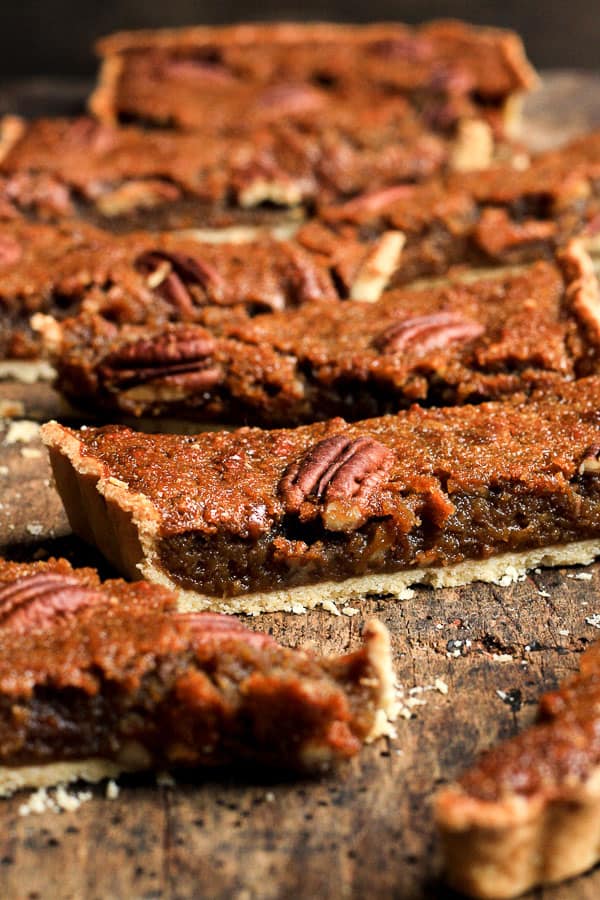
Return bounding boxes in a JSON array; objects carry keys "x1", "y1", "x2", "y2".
[
  {"x1": 157, "y1": 478, "x2": 600, "y2": 597},
  {"x1": 0, "y1": 648, "x2": 369, "y2": 768}
]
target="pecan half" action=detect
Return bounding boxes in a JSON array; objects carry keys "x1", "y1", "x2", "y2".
[
  {"x1": 279, "y1": 434, "x2": 393, "y2": 531},
  {"x1": 136, "y1": 249, "x2": 226, "y2": 316},
  {"x1": 375, "y1": 312, "x2": 484, "y2": 355},
  {"x1": 100, "y1": 327, "x2": 221, "y2": 391},
  {"x1": 178, "y1": 612, "x2": 275, "y2": 649},
  {"x1": 0, "y1": 573, "x2": 102, "y2": 633}
]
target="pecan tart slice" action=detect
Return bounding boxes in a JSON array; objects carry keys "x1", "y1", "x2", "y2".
[
  {"x1": 38, "y1": 243, "x2": 599, "y2": 425},
  {"x1": 0, "y1": 115, "x2": 451, "y2": 232},
  {"x1": 0, "y1": 557, "x2": 395, "y2": 795},
  {"x1": 436, "y1": 637, "x2": 600, "y2": 898},
  {"x1": 90, "y1": 21, "x2": 535, "y2": 138},
  {"x1": 42, "y1": 375, "x2": 600, "y2": 614},
  {"x1": 0, "y1": 219, "x2": 342, "y2": 364},
  {"x1": 304, "y1": 128, "x2": 600, "y2": 285}
]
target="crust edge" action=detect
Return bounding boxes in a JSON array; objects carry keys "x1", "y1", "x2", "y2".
[
  {"x1": 435, "y1": 767, "x2": 600, "y2": 899},
  {"x1": 0, "y1": 758, "x2": 140, "y2": 799},
  {"x1": 41, "y1": 421, "x2": 600, "y2": 615}
]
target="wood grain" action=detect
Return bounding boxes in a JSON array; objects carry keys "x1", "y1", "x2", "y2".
[{"x1": 2, "y1": 74, "x2": 600, "y2": 899}]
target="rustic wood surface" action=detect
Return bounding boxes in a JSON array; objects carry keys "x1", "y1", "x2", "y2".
[{"x1": 1, "y1": 73, "x2": 600, "y2": 900}]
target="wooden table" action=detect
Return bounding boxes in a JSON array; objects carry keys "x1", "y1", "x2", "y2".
[{"x1": 1, "y1": 73, "x2": 600, "y2": 900}]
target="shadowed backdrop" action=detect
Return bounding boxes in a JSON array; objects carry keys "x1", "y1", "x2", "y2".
[{"x1": 0, "y1": 0, "x2": 598, "y2": 77}]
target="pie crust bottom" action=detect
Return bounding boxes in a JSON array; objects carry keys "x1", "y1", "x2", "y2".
[{"x1": 437, "y1": 768, "x2": 600, "y2": 899}]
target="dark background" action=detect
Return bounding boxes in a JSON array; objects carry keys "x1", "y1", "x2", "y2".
[{"x1": 0, "y1": 0, "x2": 598, "y2": 77}]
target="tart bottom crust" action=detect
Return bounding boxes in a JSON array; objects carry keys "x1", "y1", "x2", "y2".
[
  {"x1": 42, "y1": 421, "x2": 600, "y2": 615},
  {"x1": 436, "y1": 768, "x2": 600, "y2": 899},
  {"x1": 0, "y1": 758, "x2": 137, "y2": 798},
  {"x1": 0, "y1": 621, "x2": 395, "y2": 797}
]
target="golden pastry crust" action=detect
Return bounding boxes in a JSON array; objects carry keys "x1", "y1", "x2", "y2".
[{"x1": 41, "y1": 377, "x2": 600, "y2": 612}]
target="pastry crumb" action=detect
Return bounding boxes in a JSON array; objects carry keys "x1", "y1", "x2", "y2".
[
  {"x1": 434, "y1": 678, "x2": 449, "y2": 695},
  {"x1": 321, "y1": 599, "x2": 341, "y2": 616},
  {"x1": 26, "y1": 523, "x2": 44, "y2": 536},
  {"x1": 21, "y1": 447, "x2": 43, "y2": 460},
  {"x1": 105, "y1": 779, "x2": 120, "y2": 799},
  {"x1": 290, "y1": 603, "x2": 307, "y2": 615},
  {"x1": 0, "y1": 400, "x2": 24, "y2": 418},
  {"x1": 156, "y1": 771, "x2": 176, "y2": 787},
  {"x1": 18, "y1": 785, "x2": 92, "y2": 816},
  {"x1": 586, "y1": 614, "x2": 600, "y2": 629},
  {"x1": 396, "y1": 678, "x2": 450, "y2": 719},
  {"x1": 491, "y1": 653, "x2": 514, "y2": 663},
  {"x1": 492, "y1": 566, "x2": 527, "y2": 587},
  {"x1": 568, "y1": 572, "x2": 593, "y2": 581},
  {"x1": 537, "y1": 589, "x2": 551, "y2": 598},
  {"x1": 55, "y1": 785, "x2": 92, "y2": 812},
  {"x1": 341, "y1": 605, "x2": 360, "y2": 616},
  {"x1": 4, "y1": 420, "x2": 40, "y2": 445},
  {"x1": 265, "y1": 791, "x2": 275, "y2": 803}
]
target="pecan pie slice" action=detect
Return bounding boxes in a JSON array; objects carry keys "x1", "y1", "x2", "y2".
[
  {"x1": 41, "y1": 375, "x2": 600, "y2": 614},
  {"x1": 39, "y1": 244, "x2": 597, "y2": 425},
  {"x1": 0, "y1": 219, "x2": 342, "y2": 363},
  {"x1": 0, "y1": 115, "x2": 455, "y2": 232},
  {"x1": 90, "y1": 21, "x2": 535, "y2": 137},
  {"x1": 436, "y1": 637, "x2": 600, "y2": 898},
  {"x1": 300, "y1": 128, "x2": 600, "y2": 285},
  {"x1": 0, "y1": 557, "x2": 395, "y2": 795}
]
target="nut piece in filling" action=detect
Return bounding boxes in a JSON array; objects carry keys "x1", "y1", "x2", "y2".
[
  {"x1": 0, "y1": 557, "x2": 395, "y2": 795},
  {"x1": 41, "y1": 376, "x2": 600, "y2": 614},
  {"x1": 436, "y1": 635, "x2": 600, "y2": 898},
  {"x1": 38, "y1": 244, "x2": 599, "y2": 425}
]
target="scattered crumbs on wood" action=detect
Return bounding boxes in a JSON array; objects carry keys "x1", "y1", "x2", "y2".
[
  {"x1": 321, "y1": 599, "x2": 340, "y2": 616},
  {"x1": 26, "y1": 523, "x2": 43, "y2": 536},
  {"x1": 446, "y1": 638, "x2": 471, "y2": 658},
  {"x1": 397, "y1": 678, "x2": 450, "y2": 719},
  {"x1": 18, "y1": 786, "x2": 92, "y2": 816},
  {"x1": 495, "y1": 688, "x2": 522, "y2": 712},
  {"x1": 492, "y1": 566, "x2": 527, "y2": 587},
  {"x1": 433, "y1": 678, "x2": 449, "y2": 695},
  {"x1": 3, "y1": 420, "x2": 40, "y2": 445}
]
